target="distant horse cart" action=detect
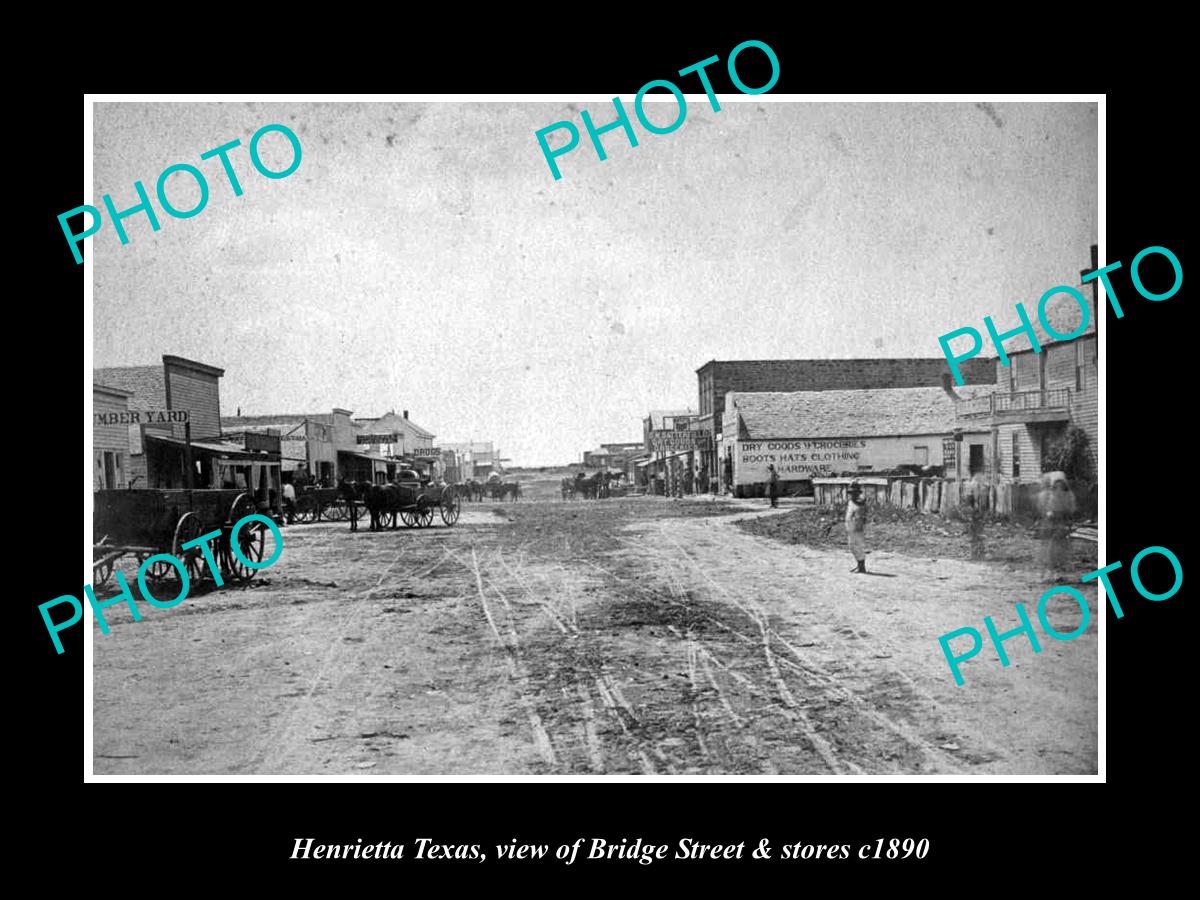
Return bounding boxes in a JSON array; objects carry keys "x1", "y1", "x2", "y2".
[
  {"x1": 362, "y1": 478, "x2": 462, "y2": 531},
  {"x1": 489, "y1": 481, "x2": 521, "y2": 501},
  {"x1": 92, "y1": 489, "x2": 279, "y2": 589}
]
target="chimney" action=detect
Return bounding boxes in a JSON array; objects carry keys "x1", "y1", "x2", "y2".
[
  {"x1": 941, "y1": 372, "x2": 960, "y2": 401},
  {"x1": 403, "y1": 410, "x2": 409, "y2": 419}
]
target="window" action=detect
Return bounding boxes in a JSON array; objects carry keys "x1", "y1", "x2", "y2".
[
  {"x1": 913, "y1": 446, "x2": 929, "y2": 465},
  {"x1": 1012, "y1": 432, "x2": 1021, "y2": 478}
]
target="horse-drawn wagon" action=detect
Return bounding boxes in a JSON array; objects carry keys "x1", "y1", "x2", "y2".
[
  {"x1": 291, "y1": 485, "x2": 365, "y2": 524},
  {"x1": 92, "y1": 489, "x2": 280, "y2": 589},
  {"x1": 363, "y1": 474, "x2": 461, "y2": 530}
]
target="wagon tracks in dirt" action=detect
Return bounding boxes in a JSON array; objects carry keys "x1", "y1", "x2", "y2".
[
  {"x1": 248, "y1": 546, "x2": 456, "y2": 773},
  {"x1": 590, "y1": 528, "x2": 965, "y2": 775},
  {"x1": 448, "y1": 543, "x2": 675, "y2": 775},
  {"x1": 639, "y1": 526, "x2": 980, "y2": 774}
]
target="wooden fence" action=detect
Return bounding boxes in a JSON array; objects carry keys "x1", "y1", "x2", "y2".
[{"x1": 813, "y1": 475, "x2": 1043, "y2": 518}]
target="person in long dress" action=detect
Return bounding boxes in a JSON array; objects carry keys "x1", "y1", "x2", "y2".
[{"x1": 846, "y1": 480, "x2": 868, "y2": 573}]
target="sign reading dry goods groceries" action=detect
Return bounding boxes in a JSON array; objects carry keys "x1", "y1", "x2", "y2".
[
  {"x1": 94, "y1": 409, "x2": 189, "y2": 426},
  {"x1": 650, "y1": 429, "x2": 711, "y2": 453},
  {"x1": 736, "y1": 439, "x2": 867, "y2": 481}
]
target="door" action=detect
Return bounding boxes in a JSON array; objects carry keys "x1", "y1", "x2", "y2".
[{"x1": 969, "y1": 444, "x2": 985, "y2": 475}]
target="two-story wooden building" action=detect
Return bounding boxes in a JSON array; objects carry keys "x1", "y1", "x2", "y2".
[
  {"x1": 93, "y1": 355, "x2": 282, "y2": 503},
  {"x1": 953, "y1": 285, "x2": 1098, "y2": 495}
]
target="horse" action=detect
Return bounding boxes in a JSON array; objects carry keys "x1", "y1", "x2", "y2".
[
  {"x1": 574, "y1": 472, "x2": 603, "y2": 500},
  {"x1": 362, "y1": 482, "x2": 411, "y2": 531},
  {"x1": 501, "y1": 482, "x2": 522, "y2": 501}
]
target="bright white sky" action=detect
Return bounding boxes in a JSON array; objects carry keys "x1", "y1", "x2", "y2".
[{"x1": 92, "y1": 100, "x2": 1097, "y2": 465}]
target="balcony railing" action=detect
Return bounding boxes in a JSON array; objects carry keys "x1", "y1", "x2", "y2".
[{"x1": 957, "y1": 388, "x2": 1071, "y2": 418}]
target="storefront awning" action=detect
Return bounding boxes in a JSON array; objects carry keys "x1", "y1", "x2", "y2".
[{"x1": 145, "y1": 432, "x2": 276, "y2": 462}]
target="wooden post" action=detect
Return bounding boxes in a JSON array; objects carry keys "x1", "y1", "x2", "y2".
[
  {"x1": 184, "y1": 422, "x2": 194, "y2": 490},
  {"x1": 1081, "y1": 243, "x2": 1098, "y2": 339}
]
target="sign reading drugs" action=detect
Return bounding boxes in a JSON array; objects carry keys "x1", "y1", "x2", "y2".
[
  {"x1": 736, "y1": 439, "x2": 867, "y2": 480},
  {"x1": 411, "y1": 447, "x2": 441, "y2": 459},
  {"x1": 94, "y1": 409, "x2": 189, "y2": 426},
  {"x1": 650, "y1": 429, "x2": 710, "y2": 453}
]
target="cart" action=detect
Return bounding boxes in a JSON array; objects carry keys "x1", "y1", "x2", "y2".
[
  {"x1": 374, "y1": 482, "x2": 461, "y2": 529},
  {"x1": 291, "y1": 486, "x2": 365, "y2": 524},
  {"x1": 92, "y1": 489, "x2": 280, "y2": 589}
]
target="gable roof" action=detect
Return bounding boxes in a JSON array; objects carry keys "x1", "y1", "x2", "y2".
[
  {"x1": 93, "y1": 366, "x2": 166, "y2": 409},
  {"x1": 731, "y1": 385, "x2": 994, "y2": 440},
  {"x1": 989, "y1": 285, "x2": 1098, "y2": 356}
]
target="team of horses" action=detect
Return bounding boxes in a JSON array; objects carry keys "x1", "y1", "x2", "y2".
[
  {"x1": 561, "y1": 471, "x2": 622, "y2": 500},
  {"x1": 456, "y1": 478, "x2": 521, "y2": 502}
]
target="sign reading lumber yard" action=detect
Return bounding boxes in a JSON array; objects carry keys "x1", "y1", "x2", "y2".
[
  {"x1": 94, "y1": 409, "x2": 189, "y2": 426},
  {"x1": 737, "y1": 439, "x2": 866, "y2": 480},
  {"x1": 650, "y1": 429, "x2": 710, "y2": 453}
]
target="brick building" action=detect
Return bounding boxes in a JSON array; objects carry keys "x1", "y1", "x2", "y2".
[{"x1": 696, "y1": 358, "x2": 997, "y2": 485}]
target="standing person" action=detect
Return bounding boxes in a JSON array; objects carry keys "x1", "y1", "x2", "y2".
[
  {"x1": 339, "y1": 475, "x2": 359, "y2": 533},
  {"x1": 766, "y1": 463, "x2": 780, "y2": 508},
  {"x1": 1037, "y1": 471, "x2": 1076, "y2": 581},
  {"x1": 846, "y1": 480, "x2": 868, "y2": 573},
  {"x1": 282, "y1": 480, "x2": 297, "y2": 525},
  {"x1": 723, "y1": 450, "x2": 734, "y2": 494}
]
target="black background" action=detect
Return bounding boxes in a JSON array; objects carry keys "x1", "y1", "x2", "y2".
[{"x1": 21, "y1": 23, "x2": 1187, "y2": 887}]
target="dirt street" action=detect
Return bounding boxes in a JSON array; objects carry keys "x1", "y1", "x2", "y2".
[{"x1": 93, "y1": 476, "x2": 1097, "y2": 775}]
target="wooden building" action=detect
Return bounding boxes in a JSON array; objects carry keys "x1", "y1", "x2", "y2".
[
  {"x1": 724, "y1": 386, "x2": 993, "y2": 497},
  {"x1": 696, "y1": 357, "x2": 997, "y2": 495},
  {"x1": 93, "y1": 383, "x2": 133, "y2": 490}
]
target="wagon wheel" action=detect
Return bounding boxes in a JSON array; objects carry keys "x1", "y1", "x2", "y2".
[
  {"x1": 93, "y1": 556, "x2": 115, "y2": 589},
  {"x1": 415, "y1": 497, "x2": 435, "y2": 529},
  {"x1": 323, "y1": 498, "x2": 346, "y2": 521},
  {"x1": 398, "y1": 509, "x2": 418, "y2": 528},
  {"x1": 294, "y1": 495, "x2": 318, "y2": 524},
  {"x1": 439, "y1": 486, "x2": 461, "y2": 526},
  {"x1": 220, "y1": 492, "x2": 268, "y2": 582},
  {"x1": 173, "y1": 511, "x2": 209, "y2": 583}
]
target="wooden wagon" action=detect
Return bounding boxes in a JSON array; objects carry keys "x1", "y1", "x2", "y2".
[
  {"x1": 370, "y1": 481, "x2": 461, "y2": 529},
  {"x1": 92, "y1": 489, "x2": 279, "y2": 589},
  {"x1": 290, "y1": 486, "x2": 365, "y2": 524}
]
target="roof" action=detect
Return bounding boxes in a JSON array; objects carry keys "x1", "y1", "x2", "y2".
[
  {"x1": 222, "y1": 414, "x2": 315, "y2": 428},
  {"x1": 353, "y1": 412, "x2": 435, "y2": 440},
  {"x1": 162, "y1": 355, "x2": 225, "y2": 378},
  {"x1": 731, "y1": 385, "x2": 995, "y2": 440},
  {"x1": 93, "y1": 383, "x2": 133, "y2": 398},
  {"x1": 980, "y1": 284, "x2": 1098, "y2": 357},
  {"x1": 144, "y1": 433, "x2": 272, "y2": 461},
  {"x1": 93, "y1": 366, "x2": 166, "y2": 407}
]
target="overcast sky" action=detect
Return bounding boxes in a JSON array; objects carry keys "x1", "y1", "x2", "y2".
[{"x1": 91, "y1": 100, "x2": 1097, "y2": 465}]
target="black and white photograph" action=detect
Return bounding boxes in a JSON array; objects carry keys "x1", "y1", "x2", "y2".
[{"x1": 84, "y1": 97, "x2": 1100, "y2": 778}]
